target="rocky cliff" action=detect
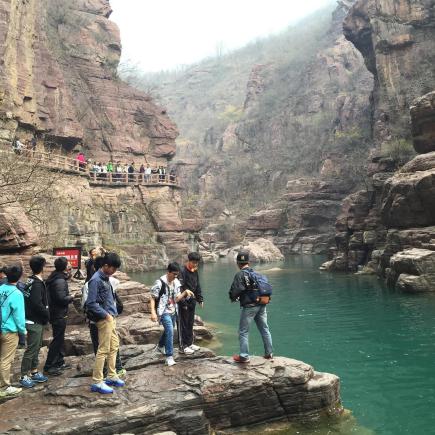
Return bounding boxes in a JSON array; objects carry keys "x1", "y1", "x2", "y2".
[
  {"x1": 0, "y1": 0, "x2": 177, "y2": 161},
  {"x1": 324, "y1": 0, "x2": 435, "y2": 292}
]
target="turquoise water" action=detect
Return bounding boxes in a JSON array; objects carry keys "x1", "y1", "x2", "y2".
[{"x1": 130, "y1": 256, "x2": 435, "y2": 435}]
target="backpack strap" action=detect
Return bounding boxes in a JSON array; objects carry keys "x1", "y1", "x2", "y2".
[{"x1": 0, "y1": 289, "x2": 18, "y2": 328}]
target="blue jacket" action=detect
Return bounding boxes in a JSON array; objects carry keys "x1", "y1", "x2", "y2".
[
  {"x1": 85, "y1": 270, "x2": 117, "y2": 320},
  {"x1": 0, "y1": 283, "x2": 26, "y2": 334}
]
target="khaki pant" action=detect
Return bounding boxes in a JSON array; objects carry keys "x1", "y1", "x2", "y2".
[
  {"x1": 0, "y1": 333, "x2": 19, "y2": 389},
  {"x1": 92, "y1": 318, "x2": 119, "y2": 383}
]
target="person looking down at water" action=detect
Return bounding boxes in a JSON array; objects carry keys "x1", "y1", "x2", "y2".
[
  {"x1": 178, "y1": 252, "x2": 203, "y2": 355},
  {"x1": 150, "y1": 262, "x2": 194, "y2": 366},
  {"x1": 86, "y1": 252, "x2": 124, "y2": 394},
  {"x1": 229, "y1": 251, "x2": 273, "y2": 363}
]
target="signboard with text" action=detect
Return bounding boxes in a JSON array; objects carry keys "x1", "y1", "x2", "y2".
[{"x1": 52, "y1": 247, "x2": 82, "y2": 269}]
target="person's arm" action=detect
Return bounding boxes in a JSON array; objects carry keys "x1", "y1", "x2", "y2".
[
  {"x1": 11, "y1": 292, "x2": 26, "y2": 334},
  {"x1": 150, "y1": 280, "x2": 161, "y2": 322},
  {"x1": 52, "y1": 279, "x2": 73, "y2": 307},
  {"x1": 196, "y1": 272, "x2": 204, "y2": 305},
  {"x1": 175, "y1": 289, "x2": 194, "y2": 303},
  {"x1": 85, "y1": 280, "x2": 109, "y2": 320},
  {"x1": 229, "y1": 272, "x2": 245, "y2": 302},
  {"x1": 29, "y1": 280, "x2": 49, "y2": 323}
]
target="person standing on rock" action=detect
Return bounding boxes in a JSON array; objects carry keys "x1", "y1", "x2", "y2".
[
  {"x1": 19, "y1": 256, "x2": 49, "y2": 389},
  {"x1": 44, "y1": 257, "x2": 74, "y2": 376},
  {"x1": 0, "y1": 265, "x2": 26, "y2": 397},
  {"x1": 178, "y1": 252, "x2": 203, "y2": 355},
  {"x1": 229, "y1": 251, "x2": 273, "y2": 363},
  {"x1": 150, "y1": 262, "x2": 194, "y2": 366},
  {"x1": 86, "y1": 252, "x2": 124, "y2": 394}
]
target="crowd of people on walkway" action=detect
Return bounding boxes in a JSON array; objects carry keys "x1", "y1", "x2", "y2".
[{"x1": 0, "y1": 248, "x2": 273, "y2": 397}]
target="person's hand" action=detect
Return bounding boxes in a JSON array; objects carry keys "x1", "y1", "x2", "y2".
[
  {"x1": 151, "y1": 311, "x2": 158, "y2": 323},
  {"x1": 106, "y1": 314, "x2": 113, "y2": 322},
  {"x1": 184, "y1": 290, "x2": 194, "y2": 298},
  {"x1": 199, "y1": 302, "x2": 204, "y2": 308}
]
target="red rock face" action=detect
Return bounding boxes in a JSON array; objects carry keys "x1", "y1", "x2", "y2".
[{"x1": 0, "y1": 0, "x2": 177, "y2": 161}]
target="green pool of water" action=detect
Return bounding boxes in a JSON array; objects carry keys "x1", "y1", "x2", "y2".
[{"x1": 130, "y1": 255, "x2": 435, "y2": 435}]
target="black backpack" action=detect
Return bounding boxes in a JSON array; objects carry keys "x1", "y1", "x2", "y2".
[{"x1": 154, "y1": 279, "x2": 167, "y2": 313}]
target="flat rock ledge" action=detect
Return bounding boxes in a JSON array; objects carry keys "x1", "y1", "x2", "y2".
[{"x1": 0, "y1": 345, "x2": 342, "y2": 434}]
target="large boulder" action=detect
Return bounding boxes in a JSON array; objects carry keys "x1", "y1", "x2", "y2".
[{"x1": 411, "y1": 91, "x2": 435, "y2": 154}]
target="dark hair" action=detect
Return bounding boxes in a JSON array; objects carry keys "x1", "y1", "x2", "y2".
[
  {"x1": 29, "y1": 255, "x2": 46, "y2": 274},
  {"x1": 94, "y1": 255, "x2": 105, "y2": 271},
  {"x1": 102, "y1": 252, "x2": 121, "y2": 269},
  {"x1": 88, "y1": 248, "x2": 97, "y2": 256},
  {"x1": 0, "y1": 266, "x2": 7, "y2": 274},
  {"x1": 187, "y1": 252, "x2": 201, "y2": 262},
  {"x1": 54, "y1": 257, "x2": 68, "y2": 272},
  {"x1": 5, "y1": 265, "x2": 23, "y2": 283},
  {"x1": 167, "y1": 262, "x2": 181, "y2": 273}
]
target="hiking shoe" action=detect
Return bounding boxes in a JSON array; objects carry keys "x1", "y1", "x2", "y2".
[
  {"x1": 44, "y1": 367, "x2": 62, "y2": 376},
  {"x1": 166, "y1": 357, "x2": 176, "y2": 366},
  {"x1": 233, "y1": 354, "x2": 250, "y2": 363},
  {"x1": 90, "y1": 382, "x2": 113, "y2": 394},
  {"x1": 263, "y1": 354, "x2": 274, "y2": 360},
  {"x1": 3, "y1": 386, "x2": 22, "y2": 396},
  {"x1": 190, "y1": 344, "x2": 200, "y2": 351},
  {"x1": 117, "y1": 368, "x2": 127, "y2": 379},
  {"x1": 31, "y1": 372, "x2": 48, "y2": 383},
  {"x1": 181, "y1": 346, "x2": 194, "y2": 355},
  {"x1": 105, "y1": 378, "x2": 125, "y2": 388},
  {"x1": 19, "y1": 376, "x2": 35, "y2": 389}
]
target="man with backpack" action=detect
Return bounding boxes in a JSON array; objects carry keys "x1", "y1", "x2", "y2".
[
  {"x1": 150, "y1": 262, "x2": 194, "y2": 366},
  {"x1": 178, "y1": 252, "x2": 203, "y2": 354},
  {"x1": 229, "y1": 251, "x2": 273, "y2": 363},
  {"x1": 85, "y1": 252, "x2": 124, "y2": 394},
  {"x1": 0, "y1": 265, "x2": 26, "y2": 397},
  {"x1": 44, "y1": 257, "x2": 74, "y2": 376},
  {"x1": 19, "y1": 256, "x2": 50, "y2": 388}
]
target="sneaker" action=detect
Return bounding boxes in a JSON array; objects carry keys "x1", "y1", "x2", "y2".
[
  {"x1": 58, "y1": 363, "x2": 72, "y2": 370},
  {"x1": 181, "y1": 346, "x2": 194, "y2": 355},
  {"x1": 166, "y1": 356, "x2": 176, "y2": 366},
  {"x1": 105, "y1": 378, "x2": 125, "y2": 388},
  {"x1": 190, "y1": 344, "x2": 200, "y2": 351},
  {"x1": 19, "y1": 376, "x2": 35, "y2": 389},
  {"x1": 263, "y1": 354, "x2": 274, "y2": 360},
  {"x1": 156, "y1": 345, "x2": 165, "y2": 355},
  {"x1": 90, "y1": 382, "x2": 113, "y2": 394},
  {"x1": 44, "y1": 367, "x2": 62, "y2": 376},
  {"x1": 233, "y1": 354, "x2": 250, "y2": 363},
  {"x1": 4, "y1": 386, "x2": 22, "y2": 396},
  {"x1": 117, "y1": 368, "x2": 127, "y2": 379},
  {"x1": 31, "y1": 372, "x2": 48, "y2": 383}
]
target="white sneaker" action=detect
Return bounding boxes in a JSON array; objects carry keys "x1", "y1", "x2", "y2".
[
  {"x1": 182, "y1": 346, "x2": 194, "y2": 354},
  {"x1": 166, "y1": 357, "x2": 176, "y2": 366},
  {"x1": 190, "y1": 344, "x2": 200, "y2": 351},
  {"x1": 4, "y1": 386, "x2": 22, "y2": 396},
  {"x1": 155, "y1": 345, "x2": 165, "y2": 355}
]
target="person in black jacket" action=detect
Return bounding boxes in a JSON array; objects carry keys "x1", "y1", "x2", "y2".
[
  {"x1": 43, "y1": 257, "x2": 73, "y2": 375},
  {"x1": 19, "y1": 256, "x2": 50, "y2": 388},
  {"x1": 229, "y1": 251, "x2": 273, "y2": 363},
  {"x1": 178, "y1": 252, "x2": 203, "y2": 354}
]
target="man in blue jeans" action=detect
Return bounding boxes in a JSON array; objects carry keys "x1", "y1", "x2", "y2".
[
  {"x1": 229, "y1": 251, "x2": 273, "y2": 363},
  {"x1": 150, "y1": 262, "x2": 194, "y2": 366}
]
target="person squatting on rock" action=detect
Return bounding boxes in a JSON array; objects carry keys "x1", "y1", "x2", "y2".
[
  {"x1": 85, "y1": 252, "x2": 125, "y2": 394},
  {"x1": 19, "y1": 256, "x2": 50, "y2": 388},
  {"x1": 44, "y1": 257, "x2": 74, "y2": 376},
  {"x1": 150, "y1": 262, "x2": 194, "y2": 366},
  {"x1": 178, "y1": 252, "x2": 203, "y2": 354},
  {"x1": 85, "y1": 253, "x2": 126, "y2": 379},
  {"x1": 229, "y1": 251, "x2": 273, "y2": 363},
  {"x1": 0, "y1": 265, "x2": 26, "y2": 397}
]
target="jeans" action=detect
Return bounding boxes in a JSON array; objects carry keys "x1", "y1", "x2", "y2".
[
  {"x1": 239, "y1": 305, "x2": 273, "y2": 358},
  {"x1": 21, "y1": 323, "x2": 43, "y2": 375},
  {"x1": 158, "y1": 313, "x2": 176, "y2": 357},
  {"x1": 44, "y1": 318, "x2": 67, "y2": 370}
]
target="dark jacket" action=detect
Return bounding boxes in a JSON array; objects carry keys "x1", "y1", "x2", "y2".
[
  {"x1": 85, "y1": 269, "x2": 117, "y2": 320},
  {"x1": 46, "y1": 271, "x2": 73, "y2": 321},
  {"x1": 25, "y1": 276, "x2": 49, "y2": 325},
  {"x1": 179, "y1": 266, "x2": 203, "y2": 306},
  {"x1": 229, "y1": 267, "x2": 257, "y2": 308},
  {"x1": 85, "y1": 258, "x2": 95, "y2": 283}
]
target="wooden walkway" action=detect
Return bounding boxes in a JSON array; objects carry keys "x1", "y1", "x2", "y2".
[{"x1": 1, "y1": 148, "x2": 180, "y2": 188}]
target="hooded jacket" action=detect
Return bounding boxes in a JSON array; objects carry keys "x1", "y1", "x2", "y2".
[
  {"x1": 229, "y1": 267, "x2": 258, "y2": 308},
  {"x1": 24, "y1": 275, "x2": 49, "y2": 325},
  {"x1": 46, "y1": 271, "x2": 73, "y2": 321}
]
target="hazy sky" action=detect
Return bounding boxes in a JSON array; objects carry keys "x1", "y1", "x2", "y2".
[{"x1": 110, "y1": 0, "x2": 333, "y2": 72}]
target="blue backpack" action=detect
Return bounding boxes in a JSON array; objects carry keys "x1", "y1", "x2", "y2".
[{"x1": 244, "y1": 270, "x2": 273, "y2": 305}]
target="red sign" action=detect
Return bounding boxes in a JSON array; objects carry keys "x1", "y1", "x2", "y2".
[{"x1": 53, "y1": 247, "x2": 82, "y2": 269}]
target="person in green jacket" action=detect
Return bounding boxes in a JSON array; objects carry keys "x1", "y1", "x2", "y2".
[
  {"x1": 0, "y1": 265, "x2": 26, "y2": 397},
  {"x1": 106, "y1": 161, "x2": 113, "y2": 173}
]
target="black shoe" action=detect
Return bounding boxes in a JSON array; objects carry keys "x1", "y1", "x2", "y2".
[
  {"x1": 58, "y1": 363, "x2": 72, "y2": 370},
  {"x1": 44, "y1": 367, "x2": 62, "y2": 376}
]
